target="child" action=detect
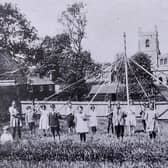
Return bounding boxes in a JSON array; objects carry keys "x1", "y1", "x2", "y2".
[
  {"x1": 113, "y1": 102, "x2": 127, "y2": 140},
  {"x1": 89, "y1": 105, "x2": 97, "y2": 139},
  {"x1": 39, "y1": 105, "x2": 49, "y2": 136},
  {"x1": 49, "y1": 104, "x2": 62, "y2": 140},
  {"x1": 25, "y1": 106, "x2": 36, "y2": 135},
  {"x1": 75, "y1": 106, "x2": 89, "y2": 142},
  {"x1": 66, "y1": 102, "x2": 75, "y2": 134},
  {"x1": 147, "y1": 102, "x2": 158, "y2": 141},
  {"x1": 0, "y1": 126, "x2": 13, "y2": 144}
]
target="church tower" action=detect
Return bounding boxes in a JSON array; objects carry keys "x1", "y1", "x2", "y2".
[{"x1": 138, "y1": 27, "x2": 160, "y2": 68}]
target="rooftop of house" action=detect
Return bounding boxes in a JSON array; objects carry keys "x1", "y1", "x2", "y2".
[{"x1": 89, "y1": 82, "x2": 125, "y2": 94}]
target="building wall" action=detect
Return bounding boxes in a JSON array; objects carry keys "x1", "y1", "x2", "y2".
[
  {"x1": 138, "y1": 30, "x2": 159, "y2": 67},
  {"x1": 28, "y1": 84, "x2": 55, "y2": 100}
]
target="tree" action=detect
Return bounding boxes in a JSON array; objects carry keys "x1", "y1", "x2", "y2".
[
  {"x1": 112, "y1": 52, "x2": 155, "y2": 100},
  {"x1": 59, "y1": 2, "x2": 87, "y2": 54},
  {"x1": 128, "y1": 52, "x2": 154, "y2": 100},
  {"x1": 0, "y1": 3, "x2": 38, "y2": 59},
  {"x1": 34, "y1": 33, "x2": 71, "y2": 79},
  {"x1": 57, "y1": 2, "x2": 97, "y2": 100}
]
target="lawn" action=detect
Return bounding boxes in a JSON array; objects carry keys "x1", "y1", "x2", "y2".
[{"x1": 0, "y1": 117, "x2": 168, "y2": 167}]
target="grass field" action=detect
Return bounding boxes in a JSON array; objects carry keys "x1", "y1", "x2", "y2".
[{"x1": 0, "y1": 117, "x2": 168, "y2": 167}]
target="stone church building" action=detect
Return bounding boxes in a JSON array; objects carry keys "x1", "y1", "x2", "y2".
[{"x1": 138, "y1": 27, "x2": 168, "y2": 84}]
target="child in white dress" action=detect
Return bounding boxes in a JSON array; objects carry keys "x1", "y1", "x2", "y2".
[
  {"x1": 75, "y1": 106, "x2": 89, "y2": 142},
  {"x1": 0, "y1": 126, "x2": 13, "y2": 144},
  {"x1": 89, "y1": 105, "x2": 97, "y2": 139},
  {"x1": 39, "y1": 105, "x2": 49, "y2": 136}
]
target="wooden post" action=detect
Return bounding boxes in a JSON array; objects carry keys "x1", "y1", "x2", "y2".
[{"x1": 123, "y1": 32, "x2": 130, "y2": 107}]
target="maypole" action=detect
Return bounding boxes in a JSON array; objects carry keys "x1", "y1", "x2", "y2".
[{"x1": 123, "y1": 32, "x2": 130, "y2": 107}]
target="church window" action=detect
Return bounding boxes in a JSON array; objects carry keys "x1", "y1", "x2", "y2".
[
  {"x1": 164, "y1": 58, "x2": 167, "y2": 65},
  {"x1": 145, "y1": 39, "x2": 150, "y2": 47},
  {"x1": 160, "y1": 59, "x2": 164, "y2": 65}
]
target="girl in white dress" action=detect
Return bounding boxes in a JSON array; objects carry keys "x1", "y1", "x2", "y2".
[
  {"x1": 146, "y1": 103, "x2": 158, "y2": 140},
  {"x1": 0, "y1": 126, "x2": 13, "y2": 144},
  {"x1": 75, "y1": 106, "x2": 89, "y2": 142},
  {"x1": 39, "y1": 105, "x2": 49, "y2": 136},
  {"x1": 89, "y1": 105, "x2": 97, "y2": 138}
]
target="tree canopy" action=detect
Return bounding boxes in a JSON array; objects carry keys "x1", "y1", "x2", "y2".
[
  {"x1": 112, "y1": 52, "x2": 155, "y2": 100},
  {"x1": 0, "y1": 3, "x2": 38, "y2": 60}
]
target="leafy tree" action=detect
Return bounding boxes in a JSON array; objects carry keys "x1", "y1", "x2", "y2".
[
  {"x1": 56, "y1": 2, "x2": 98, "y2": 100},
  {"x1": 0, "y1": 3, "x2": 38, "y2": 59},
  {"x1": 59, "y1": 2, "x2": 87, "y2": 54},
  {"x1": 112, "y1": 52, "x2": 155, "y2": 100},
  {"x1": 128, "y1": 52, "x2": 154, "y2": 100}
]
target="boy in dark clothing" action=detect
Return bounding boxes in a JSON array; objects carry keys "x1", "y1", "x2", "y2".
[{"x1": 49, "y1": 104, "x2": 62, "y2": 140}]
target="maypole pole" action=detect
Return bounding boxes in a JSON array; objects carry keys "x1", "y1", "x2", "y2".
[{"x1": 123, "y1": 32, "x2": 130, "y2": 107}]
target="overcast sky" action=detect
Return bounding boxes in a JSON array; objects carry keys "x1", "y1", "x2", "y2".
[{"x1": 2, "y1": 0, "x2": 168, "y2": 63}]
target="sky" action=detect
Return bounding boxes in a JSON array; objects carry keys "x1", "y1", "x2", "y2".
[{"x1": 2, "y1": 0, "x2": 168, "y2": 63}]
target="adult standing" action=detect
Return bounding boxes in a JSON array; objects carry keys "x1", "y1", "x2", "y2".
[
  {"x1": 113, "y1": 102, "x2": 127, "y2": 140},
  {"x1": 49, "y1": 104, "x2": 62, "y2": 140},
  {"x1": 89, "y1": 105, "x2": 97, "y2": 139},
  {"x1": 39, "y1": 104, "x2": 49, "y2": 137},
  {"x1": 9, "y1": 100, "x2": 22, "y2": 139},
  {"x1": 75, "y1": 106, "x2": 89, "y2": 142}
]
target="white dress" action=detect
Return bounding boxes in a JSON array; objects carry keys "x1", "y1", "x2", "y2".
[
  {"x1": 126, "y1": 112, "x2": 136, "y2": 127},
  {"x1": 147, "y1": 109, "x2": 157, "y2": 132},
  {"x1": 0, "y1": 132, "x2": 13, "y2": 144},
  {"x1": 39, "y1": 109, "x2": 49, "y2": 130},
  {"x1": 76, "y1": 112, "x2": 89, "y2": 133},
  {"x1": 89, "y1": 110, "x2": 97, "y2": 127},
  {"x1": 125, "y1": 106, "x2": 136, "y2": 127}
]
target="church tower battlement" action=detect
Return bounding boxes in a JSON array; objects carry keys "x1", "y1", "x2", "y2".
[{"x1": 138, "y1": 27, "x2": 160, "y2": 68}]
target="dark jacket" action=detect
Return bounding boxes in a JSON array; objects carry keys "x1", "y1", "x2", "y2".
[{"x1": 49, "y1": 112, "x2": 62, "y2": 127}]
